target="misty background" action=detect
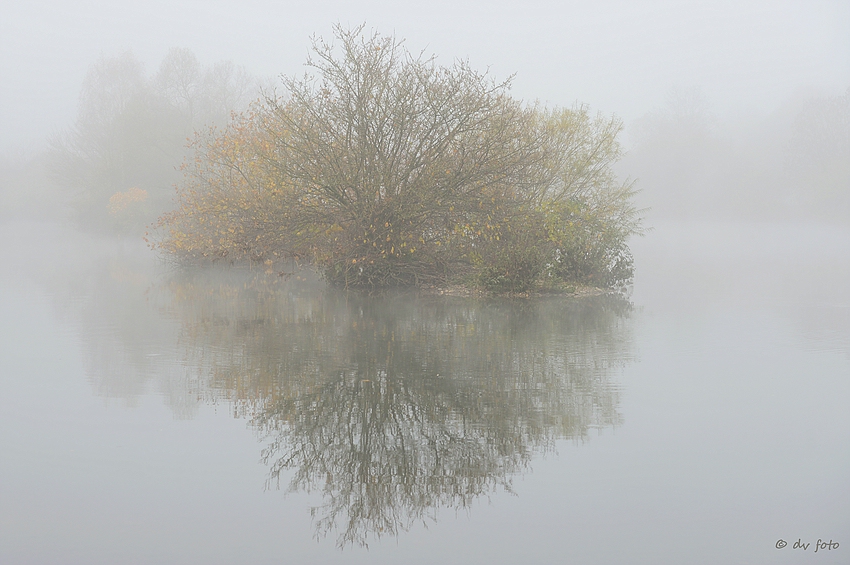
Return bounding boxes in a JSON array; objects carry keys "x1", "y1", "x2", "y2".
[
  {"x1": 2, "y1": 3, "x2": 849, "y2": 562},
  {"x1": 2, "y1": 0, "x2": 849, "y2": 228}
]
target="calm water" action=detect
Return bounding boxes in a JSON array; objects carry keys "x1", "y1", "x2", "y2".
[{"x1": 1, "y1": 220, "x2": 848, "y2": 564}]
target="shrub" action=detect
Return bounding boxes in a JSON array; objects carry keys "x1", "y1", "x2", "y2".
[{"x1": 154, "y1": 25, "x2": 643, "y2": 291}]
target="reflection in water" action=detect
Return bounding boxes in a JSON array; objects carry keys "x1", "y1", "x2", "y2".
[
  {"x1": 43, "y1": 247, "x2": 190, "y2": 413},
  {"x1": 8, "y1": 222, "x2": 849, "y2": 560},
  {"x1": 53, "y1": 253, "x2": 635, "y2": 547},
  {"x1": 164, "y1": 269, "x2": 635, "y2": 546}
]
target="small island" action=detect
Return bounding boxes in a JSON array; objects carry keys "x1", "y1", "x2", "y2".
[{"x1": 153, "y1": 25, "x2": 643, "y2": 294}]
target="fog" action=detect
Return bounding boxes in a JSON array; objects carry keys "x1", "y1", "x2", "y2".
[
  {"x1": 3, "y1": 1, "x2": 849, "y2": 146},
  {"x1": 2, "y1": 0, "x2": 848, "y2": 224},
  {"x1": 621, "y1": 85, "x2": 850, "y2": 222},
  {"x1": 1, "y1": 2, "x2": 849, "y2": 564}
]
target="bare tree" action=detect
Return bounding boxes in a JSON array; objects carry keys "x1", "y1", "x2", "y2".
[{"x1": 157, "y1": 25, "x2": 642, "y2": 290}]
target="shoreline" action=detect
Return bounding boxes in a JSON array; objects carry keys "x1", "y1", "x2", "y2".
[{"x1": 416, "y1": 282, "x2": 614, "y2": 299}]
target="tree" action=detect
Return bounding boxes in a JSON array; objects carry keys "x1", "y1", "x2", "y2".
[
  {"x1": 785, "y1": 87, "x2": 850, "y2": 216},
  {"x1": 156, "y1": 25, "x2": 642, "y2": 291},
  {"x1": 49, "y1": 49, "x2": 258, "y2": 233}
]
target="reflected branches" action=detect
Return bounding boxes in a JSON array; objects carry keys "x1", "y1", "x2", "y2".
[
  {"x1": 165, "y1": 269, "x2": 634, "y2": 546},
  {"x1": 47, "y1": 249, "x2": 634, "y2": 546}
]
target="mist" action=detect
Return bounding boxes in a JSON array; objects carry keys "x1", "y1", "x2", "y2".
[
  {"x1": 1, "y1": 2, "x2": 849, "y2": 564},
  {"x1": 3, "y1": 0, "x2": 848, "y2": 226},
  {"x1": 620, "y1": 85, "x2": 850, "y2": 222}
]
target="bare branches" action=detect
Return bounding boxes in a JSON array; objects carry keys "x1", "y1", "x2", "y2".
[{"x1": 156, "y1": 25, "x2": 642, "y2": 290}]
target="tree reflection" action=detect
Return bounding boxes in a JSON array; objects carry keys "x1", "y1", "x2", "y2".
[{"x1": 166, "y1": 269, "x2": 634, "y2": 546}]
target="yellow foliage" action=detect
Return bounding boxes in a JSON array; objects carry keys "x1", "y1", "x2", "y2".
[{"x1": 107, "y1": 187, "x2": 148, "y2": 216}]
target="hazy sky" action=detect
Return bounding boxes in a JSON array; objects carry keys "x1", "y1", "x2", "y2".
[{"x1": 2, "y1": 0, "x2": 849, "y2": 153}]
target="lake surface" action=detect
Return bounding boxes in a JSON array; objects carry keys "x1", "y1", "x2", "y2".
[{"x1": 1, "y1": 220, "x2": 848, "y2": 564}]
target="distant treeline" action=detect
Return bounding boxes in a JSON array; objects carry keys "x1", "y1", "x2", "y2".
[
  {"x1": 621, "y1": 86, "x2": 850, "y2": 222},
  {"x1": 47, "y1": 48, "x2": 258, "y2": 232}
]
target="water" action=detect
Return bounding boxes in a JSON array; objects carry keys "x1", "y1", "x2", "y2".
[{"x1": 1, "y1": 220, "x2": 847, "y2": 564}]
